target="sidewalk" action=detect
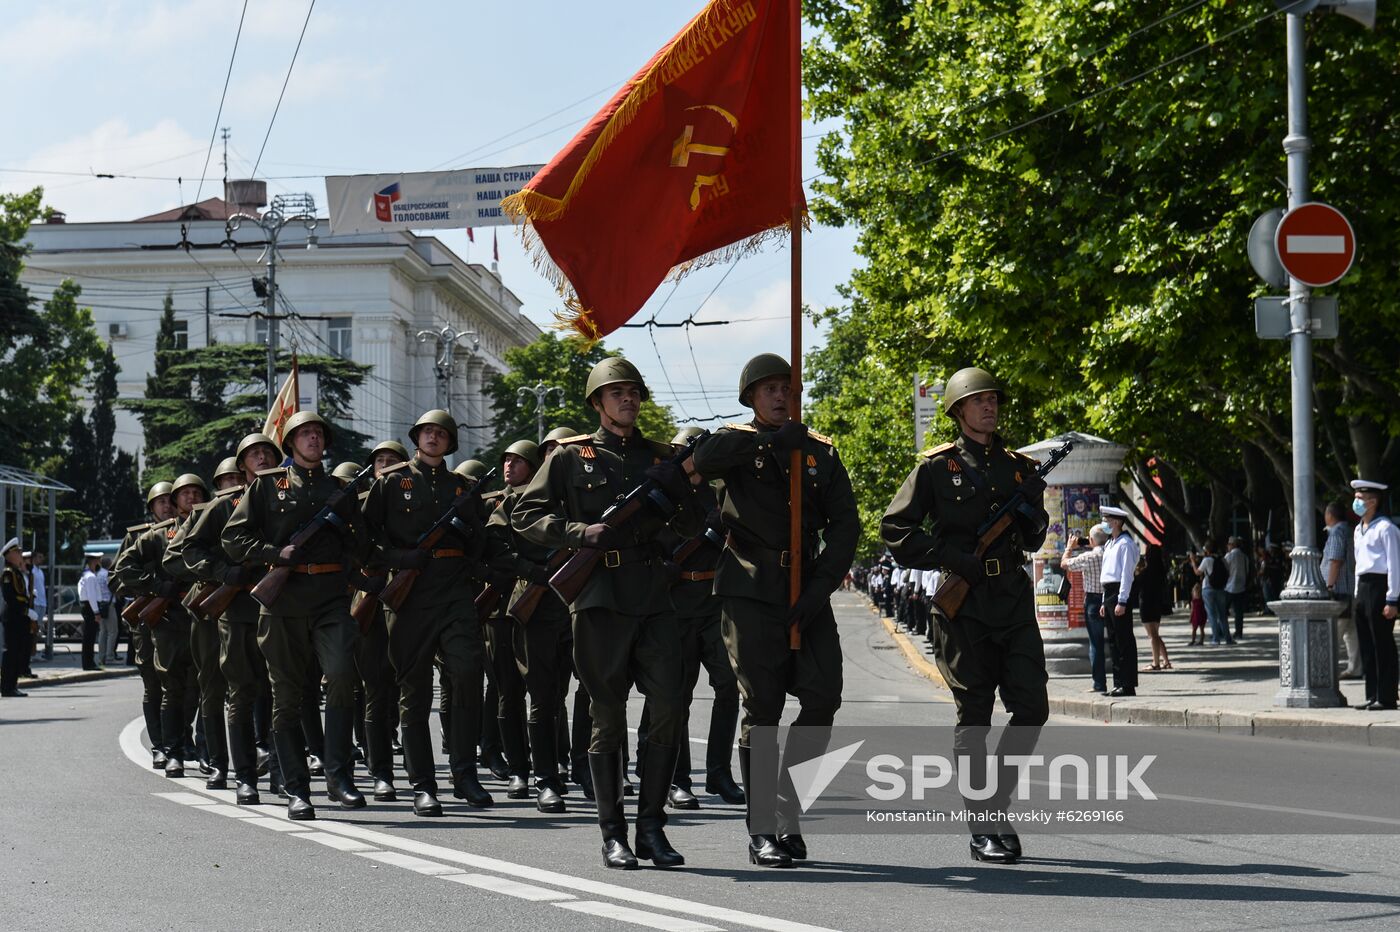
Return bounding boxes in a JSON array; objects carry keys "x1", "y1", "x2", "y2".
[
  {"x1": 9, "y1": 642, "x2": 140, "y2": 690},
  {"x1": 845, "y1": 591, "x2": 1400, "y2": 749}
]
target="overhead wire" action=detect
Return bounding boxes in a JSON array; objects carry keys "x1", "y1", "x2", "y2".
[
  {"x1": 193, "y1": 0, "x2": 249, "y2": 204},
  {"x1": 250, "y1": 0, "x2": 317, "y2": 180}
]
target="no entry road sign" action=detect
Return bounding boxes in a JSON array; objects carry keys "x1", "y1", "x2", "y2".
[{"x1": 1274, "y1": 202, "x2": 1356, "y2": 288}]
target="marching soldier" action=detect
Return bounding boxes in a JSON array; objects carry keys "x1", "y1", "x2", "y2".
[
  {"x1": 485, "y1": 439, "x2": 570, "y2": 813},
  {"x1": 116, "y1": 472, "x2": 209, "y2": 777},
  {"x1": 637, "y1": 426, "x2": 746, "y2": 809},
  {"x1": 350, "y1": 440, "x2": 411, "y2": 802},
  {"x1": 514, "y1": 357, "x2": 702, "y2": 870},
  {"x1": 180, "y1": 434, "x2": 281, "y2": 804},
  {"x1": 111, "y1": 482, "x2": 175, "y2": 764},
  {"x1": 451, "y1": 457, "x2": 506, "y2": 777},
  {"x1": 880, "y1": 367, "x2": 1049, "y2": 865},
  {"x1": 164, "y1": 462, "x2": 240, "y2": 790},
  {"x1": 363, "y1": 410, "x2": 494, "y2": 816},
  {"x1": 223, "y1": 411, "x2": 371, "y2": 820},
  {"x1": 692, "y1": 354, "x2": 859, "y2": 868}
]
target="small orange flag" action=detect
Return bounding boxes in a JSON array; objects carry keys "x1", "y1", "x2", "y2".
[
  {"x1": 262, "y1": 353, "x2": 300, "y2": 449},
  {"x1": 503, "y1": 0, "x2": 801, "y2": 341}
]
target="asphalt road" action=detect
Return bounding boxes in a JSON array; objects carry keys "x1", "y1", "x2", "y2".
[{"x1": 3, "y1": 592, "x2": 1399, "y2": 932}]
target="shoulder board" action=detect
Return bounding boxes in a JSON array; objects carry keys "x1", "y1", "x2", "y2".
[
  {"x1": 920, "y1": 442, "x2": 957, "y2": 459},
  {"x1": 255, "y1": 467, "x2": 286, "y2": 478},
  {"x1": 807, "y1": 430, "x2": 834, "y2": 446},
  {"x1": 126, "y1": 523, "x2": 152, "y2": 534},
  {"x1": 722, "y1": 423, "x2": 757, "y2": 433},
  {"x1": 190, "y1": 500, "x2": 218, "y2": 514},
  {"x1": 150, "y1": 518, "x2": 176, "y2": 530},
  {"x1": 356, "y1": 490, "x2": 371, "y2": 504},
  {"x1": 378, "y1": 461, "x2": 413, "y2": 476},
  {"x1": 215, "y1": 486, "x2": 242, "y2": 499},
  {"x1": 648, "y1": 440, "x2": 678, "y2": 458},
  {"x1": 481, "y1": 489, "x2": 507, "y2": 503},
  {"x1": 557, "y1": 434, "x2": 593, "y2": 446}
]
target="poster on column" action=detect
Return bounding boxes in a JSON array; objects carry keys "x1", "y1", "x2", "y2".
[{"x1": 324, "y1": 166, "x2": 545, "y2": 235}]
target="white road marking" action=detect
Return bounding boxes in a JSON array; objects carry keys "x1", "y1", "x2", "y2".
[
  {"x1": 153, "y1": 791, "x2": 219, "y2": 806},
  {"x1": 558, "y1": 901, "x2": 724, "y2": 932},
  {"x1": 357, "y1": 850, "x2": 464, "y2": 875},
  {"x1": 240, "y1": 816, "x2": 310, "y2": 833},
  {"x1": 121, "y1": 716, "x2": 840, "y2": 932},
  {"x1": 197, "y1": 803, "x2": 268, "y2": 820},
  {"x1": 1286, "y1": 234, "x2": 1346, "y2": 254},
  {"x1": 441, "y1": 872, "x2": 576, "y2": 902}
]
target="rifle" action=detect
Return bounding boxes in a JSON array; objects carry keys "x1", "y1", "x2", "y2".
[
  {"x1": 549, "y1": 438, "x2": 701, "y2": 606},
  {"x1": 251, "y1": 462, "x2": 377, "y2": 610},
  {"x1": 198, "y1": 571, "x2": 256, "y2": 620},
  {"x1": 931, "y1": 439, "x2": 1074, "y2": 620},
  {"x1": 350, "y1": 573, "x2": 385, "y2": 633},
  {"x1": 474, "y1": 583, "x2": 504, "y2": 620},
  {"x1": 120, "y1": 594, "x2": 154, "y2": 624},
  {"x1": 667, "y1": 526, "x2": 725, "y2": 587},
  {"x1": 184, "y1": 580, "x2": 219, "y2": 619},
  {"x1": 507, "y1": 549, "x2": 570, "y2": 624},
  {"x1": 377, "y1": 467, "x2": 497, "y2": 614}
]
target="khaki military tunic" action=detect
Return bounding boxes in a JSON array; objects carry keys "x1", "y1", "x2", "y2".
[{"x1": 164, "y1": 498, "x2": 228, "y2": 727}]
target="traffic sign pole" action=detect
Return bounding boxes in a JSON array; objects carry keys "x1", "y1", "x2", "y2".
[{"x1": 1273, "y1": 8, "x2": 1344, "y2": 709}]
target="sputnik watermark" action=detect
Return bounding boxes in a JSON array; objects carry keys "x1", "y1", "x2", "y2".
[{"x1": 864, "y1": 753, "x2": 1157, "y2": 804}]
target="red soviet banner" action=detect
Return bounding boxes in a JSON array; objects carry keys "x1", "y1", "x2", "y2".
[{"x1": 502, "y1": 0, "x2": 801, "y2": 341}]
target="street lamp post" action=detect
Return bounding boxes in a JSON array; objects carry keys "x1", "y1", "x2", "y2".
[
  {"x1": 229, "y1": 194, "x2": 318, "y2": 409},
  {"x1": 516, "y1": 381, "x2": 565, "y2": 443}
]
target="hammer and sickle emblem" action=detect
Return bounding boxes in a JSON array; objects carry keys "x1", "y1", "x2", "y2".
[{"x1": 671, "y1": 104, "x2": 739, "y2": 211}]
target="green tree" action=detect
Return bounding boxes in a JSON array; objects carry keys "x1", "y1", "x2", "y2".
[
  {"x1": 480, "y1": 333, "x2": 676, "y2": 463},
  {"x1": 53, "y1": 343, "x2": 144, "y2": 538},
  {"x1": 125, "y1": 345, "x2": 372, "y2": 482},
  {"x1": 0, "y1": 188, "x2": 104, "y2": 470},
  {"x1": 803, "y1": 2, "x2": 1400, "y2": 545}
]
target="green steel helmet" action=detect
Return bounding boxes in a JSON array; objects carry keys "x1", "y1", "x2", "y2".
[
  {"x1": 672, "y1": 426, "x2": 708, "y2": 446},
  {"x1": 331, "y1": 461, "x2": 362, "y2": 484},
  {"x1": 145, "y1": 481, "x2": 174, "y2": 508},
  {"x1": 454, "y1": 459, "x2": 488, "y2": 481},
  {"x1": 585, "y1": 357, "x2": 649, "y2": 402},
  {"x1": 542, "y1": 426, "x2": 579, "y2": 447},
  {"x1": 171, "y1": 472, "x2": 209, "y2": 498},
  {"x1": 738, "y1": 353, "x2": 791, "y2": 406},
  {"x1": 280, "y1": 411, "x2": 334, "y2": 456},
  {"x1": 409, "y1": 409, "x2": 460, "y2": 455},
  {"x1": 941, "y1": 367, "x2": 1005, "y2": 417},
  {"x1": 213, "y1": 457, "x2": 240, "y2": 482},
  {"x1": 502, "y1": 439, "x2": 541, "y2": 470},
  {"x1": 235, "y1": 432, "x2": 279, "y2": 469},
  {"x1": 367, "y1": 439, "x2": 410, "y2": 466}
]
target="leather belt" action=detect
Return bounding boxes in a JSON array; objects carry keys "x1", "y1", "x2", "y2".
[
  {"x1": 726, "y1": 532, "x2": 805, "y2": 568},
  {"x1": 291, "y1": 563, "x2": 344, "y2": 575},
  {"x1": 601, "y1": 545, "x2": 657, "y2": 568},
  {"x1": 679, "y1": 570, "x2": 715, "y2": 582},
  {"x1": 430, "y1": 548, "x2": 465, "y2": 558},
  {"x1": 983, "y1": 558, "x2": 1002, "y2": 577}
]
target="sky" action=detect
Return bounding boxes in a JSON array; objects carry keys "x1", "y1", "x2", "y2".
[{"x1": 1, "y1": 0, "x2": 863, "y2": 429}]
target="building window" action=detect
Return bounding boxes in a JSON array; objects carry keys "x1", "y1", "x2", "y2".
[
  {"x1": 254, "y1": 318, "x2": 269, "y2": 345},
  {"x1": 327, "y1": 318, "x2": 352, "y2": 358},
  {"x1": 172, "y1": 319, "x2": 189, "y2": 350}
]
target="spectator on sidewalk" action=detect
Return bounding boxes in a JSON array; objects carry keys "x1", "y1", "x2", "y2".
[
  {"x1": 2, "y1": 538, "x2": 31, "y2": 697},
  {"x1": 1062, "y1": 528, "x2": 1108, "y2": 693},
  {"x1": 1139, "y1": 544, "x2": 1170, "y2": 671},
  {"x1": 77, "y1": 553, "x2": 103, "y2": 671},
  {"x1": 1191, "y1": 542, "x2": 1235, "y2": 646},
  {"x1": 1099, "y1": 506, "x2": 1140, "y2": 697},
  {"x1": 1350, "y1": 480, "x2": 1399, "y2": 712},
  {"x1": 1224, "y1": 538, "x2": 1250, "y2": 639},
  {"x1": 23, "y1": 550, "x2": 44, "y2": 671},
  {"x1": 97, "y1": 556, "x2": 119, "y2": 664},
  {"x1": 1322, "y1": 501, "x2": 1360, "y2": 680}
]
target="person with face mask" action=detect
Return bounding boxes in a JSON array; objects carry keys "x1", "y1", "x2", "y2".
[
  {"x1": 1098, "y1": 506, "x2": 1140, "y2": 697},
  {"x1": 1350, "y1": 480, "x2": 1399, "y2": 711}
]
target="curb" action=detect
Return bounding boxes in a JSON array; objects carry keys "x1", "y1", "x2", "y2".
[
  {"x1": 859, "y1": 596, "x2": 1400, "y2": 750},
  {"x1": 19, "y1": 666, "x2": 140, "y2": 689}
]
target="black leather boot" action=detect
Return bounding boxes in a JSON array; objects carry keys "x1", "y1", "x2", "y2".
[
  {"x1": 161, "y1": 705, "x2": 185, "y2": 778},
  {"x1": 228, "y1": 719, "x2": 260, "y2": 805},
  {"x1": 144, "y1": 700, "x2": 166, "y2": 770},
  {"x1": 634, "y1": 741, "x2": 685, "y2": 868},
  {"x1": 590, "y1": 750, "x2": 637, "y2": 870},
  {"x1": 323, "y1": 707, "x2": 366, "y2": 809},
  {"x1": 528, "y1": 719, "x2": 566, "y2": 813},
  {"x1": 667, "y1": 735, "x2": 699, "y2": 809},
  {"x1": 500, "y1": 715, "x2": 531, "y2": 799},
  {"x1": 739, "y1": 745, "x2": 791, "y2": 868},
  {"x1": 449, "y1": 692, "x2": 494, "y2": 808},
  {"x1": 365, "y1": 715, "x2": 396, "y2": 801},
  {"x1": 401, "y1": 722, "x2": 443, "y2": 817},
  {"x1": 273, "y1": 728, "x2": 315, "y2": 821},
  {"x1": 704, "y1": 701, "x2": 745, "y2": 803},
  {"x1": 970, "y1": 834, "x2": 1017, "y2": 863},
  {"x1": 203, "y1": 714, "x2": 229, "y2": 790}
]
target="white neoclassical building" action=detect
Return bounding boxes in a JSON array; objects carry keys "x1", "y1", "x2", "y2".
[{"x1": 21, "y1": 184, "x2": 539, "y2": 462}]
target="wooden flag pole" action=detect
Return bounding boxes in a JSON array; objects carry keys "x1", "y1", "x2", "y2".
[{"x1": 787, "y1": 0, "x2": 803, "y2": 652}]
